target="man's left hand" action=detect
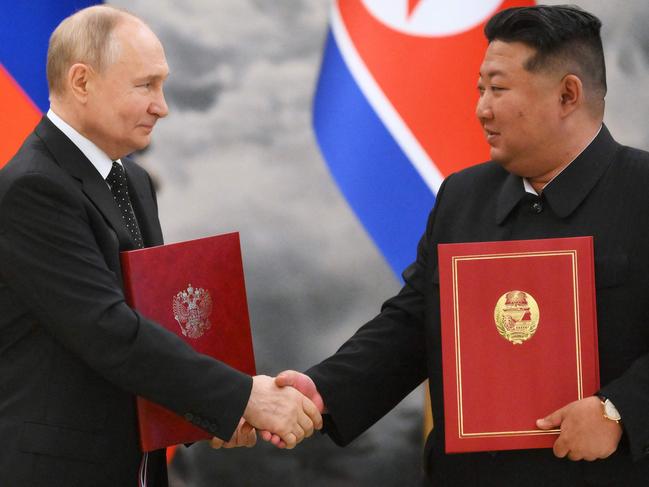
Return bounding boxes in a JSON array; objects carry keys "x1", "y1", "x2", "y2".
[
  {"x1": 536, "y1": 396, "x2": 622, "y2": 461},
  {"x1": 210, "y1": 418, "x2": 257, "y2": 449}
]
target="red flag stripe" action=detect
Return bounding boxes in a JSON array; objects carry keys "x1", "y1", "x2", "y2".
[{"x1": 0, "y1": 63, "x2": 42, "y2": 167}]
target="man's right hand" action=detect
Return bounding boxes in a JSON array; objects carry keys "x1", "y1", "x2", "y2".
[
  {"x1": 260, "y1": 370, "x2": 326, "y2": 448},
  {"x1": 242, "y1": 375, "x2": 323, "y2": 449}
]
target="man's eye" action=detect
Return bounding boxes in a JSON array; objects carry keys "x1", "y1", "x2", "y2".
[{"x1": 491, "y1": 86, "x2": 505, "y2": 92}]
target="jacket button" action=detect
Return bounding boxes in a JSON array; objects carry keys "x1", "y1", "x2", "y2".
[{"x1": 531, "y1": 201, "x2": 543, "y2": 213}]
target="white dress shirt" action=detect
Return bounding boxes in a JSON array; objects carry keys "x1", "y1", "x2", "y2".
[{"x1": 47, "y1": 108, "x2": 122, "y2": 181}]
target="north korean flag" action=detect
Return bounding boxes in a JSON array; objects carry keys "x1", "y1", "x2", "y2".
[{"x1": 313, "y1": 0, "x2": 535, "y2": 275}]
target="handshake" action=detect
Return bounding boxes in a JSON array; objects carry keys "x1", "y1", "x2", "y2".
[{"x1": 210, "y1": 371, "x2": 324, "y2": 450}]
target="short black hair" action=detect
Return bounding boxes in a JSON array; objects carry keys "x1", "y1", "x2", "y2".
[{"x1": 484, "y1": 5, "x2": 606, "y2": 98}]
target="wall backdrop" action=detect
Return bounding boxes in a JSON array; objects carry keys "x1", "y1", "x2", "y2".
[{"x1": 109, "y1": 1, "x2": 649, "y2": 485}]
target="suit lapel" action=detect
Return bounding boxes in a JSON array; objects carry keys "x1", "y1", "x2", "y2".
[{"x1": 34, "y1": 117, "x2": 135, "y2": 250}]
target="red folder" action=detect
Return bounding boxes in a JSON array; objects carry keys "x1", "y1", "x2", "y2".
[
  {"x1": 120, "y1": 232, "x2": 256, "y2": 452},
  {"x1": 438, "y1": 237, "x2": 599, "y2": 453}
]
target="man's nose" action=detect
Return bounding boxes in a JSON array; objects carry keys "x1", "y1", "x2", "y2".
[
  {"x1": 475, "y1": 94, "x2": 493, "y2": 121},
  {"x1": 150, "y1": 89, "x2": 169, "y2": 118}
]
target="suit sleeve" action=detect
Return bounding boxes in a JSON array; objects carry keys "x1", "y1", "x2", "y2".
[
  {"x1": 599, "y1": 356, "x2": 649, "y2": 460},
  {"x1": 0, "y1": 172, "x2": 251, "y2": 440},
  {"x1": 306, "y1": 176, "x2": 452, "y2": 446}
]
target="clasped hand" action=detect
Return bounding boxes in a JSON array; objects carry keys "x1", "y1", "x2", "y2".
[{"x1": 211, "y1": 374, "x2": 323, "y2": 450}]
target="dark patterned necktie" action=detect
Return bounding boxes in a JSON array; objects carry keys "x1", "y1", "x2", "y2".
[{"x1": 106, "y1": 161, "x2": 144, "y2": 249}]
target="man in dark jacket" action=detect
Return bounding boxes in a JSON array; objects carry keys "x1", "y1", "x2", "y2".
[
  {"x1": 0, "y1": 5, "x2": 320, "y2": 486},
  {"x1": 270, "y1": 5, "x2": 649, "y2": 486}
]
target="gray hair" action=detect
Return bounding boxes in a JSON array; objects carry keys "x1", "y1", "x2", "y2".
[{"x1": 46, "y1": 5, "x2": 137, "y2": 96}]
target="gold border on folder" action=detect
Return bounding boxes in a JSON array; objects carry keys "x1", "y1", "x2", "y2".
[{"x1": 451, "y1": 250, "x2": 582, "y2": 440}]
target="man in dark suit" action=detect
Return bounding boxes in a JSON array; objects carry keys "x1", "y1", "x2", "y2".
[
  {"x1": 0, "y1": 5, "x2": 321, "y2": 487},
  {"x1": 269, "y1": 5, "x2": 649, "y2": 486}
]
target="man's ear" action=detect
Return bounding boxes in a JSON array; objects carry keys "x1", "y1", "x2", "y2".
[
  {"x1": 558, "y1": 74, "x2": 583, "y2": 117},
  {"x1": 67, "y1": 63, "x2": 92, "y2": 103}
]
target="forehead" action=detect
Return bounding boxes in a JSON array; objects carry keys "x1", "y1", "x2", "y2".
[
  {"x1": 479, "y1": 40, "x2": 536, "y2": 78},
  {"x1": 111, "y1": 20, "x2": 168, "y2": 75}
]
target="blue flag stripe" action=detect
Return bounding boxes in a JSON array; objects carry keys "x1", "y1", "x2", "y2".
[
  {"x1": 0, "y1": 0, "x2": 100, "y2": 112},
  {"x1": 313, "y1": 29, "x2": 436, "y2": 277}
]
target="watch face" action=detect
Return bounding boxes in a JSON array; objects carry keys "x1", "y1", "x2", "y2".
[{"x1": 604, "y1": 399, "x2": 621, "y2": 421}]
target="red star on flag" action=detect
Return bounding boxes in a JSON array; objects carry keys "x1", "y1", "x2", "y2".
[{"x1": 407, "y1": 0, "x2": 424, "y2": 18}]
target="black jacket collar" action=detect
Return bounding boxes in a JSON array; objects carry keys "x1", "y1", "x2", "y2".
[
  {"x1": 34, "y1": 116, "x2": 145, "y2": 250},
  {"x1": 496, "y1": 125, "x2": 620, "y2": 225}
]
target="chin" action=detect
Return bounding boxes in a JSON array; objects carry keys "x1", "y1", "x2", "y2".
[
  {"x1": 131, "y1": 137, "x2": 152, "y2": 153},
  {"x1": 489, "y1": 147, "x2": 505, "y2": 163}
]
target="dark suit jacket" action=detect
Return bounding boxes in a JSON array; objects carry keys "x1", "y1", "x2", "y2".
[
  {"x1": 0, "y1": 117, "x2": 252, "y2": 487},
  {"x1": 308, "y1": 126, "x2": 649, "y2": 486}
]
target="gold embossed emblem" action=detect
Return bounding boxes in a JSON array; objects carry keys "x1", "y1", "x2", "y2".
[{"x1": 494, "y1": 290, "x2": 539, "y2": 345}]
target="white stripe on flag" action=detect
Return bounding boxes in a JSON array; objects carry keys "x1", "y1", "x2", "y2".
[{"x1": 330, "y1": 1, "x2": 444, "y2": 194}]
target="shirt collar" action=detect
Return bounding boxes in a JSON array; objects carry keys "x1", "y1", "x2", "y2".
[
  {"x1": 47, "y1": 109, "x2": 121, "y2": 180},
  {"x1": 522, "y1": 178, "x2": 537, "y2": 195},
  {"x1": 496, "y1": 124, "x2": 619, "y2": 224}
]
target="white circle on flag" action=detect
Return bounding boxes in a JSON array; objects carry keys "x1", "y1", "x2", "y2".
[{"x1": 361, "y1": 0, "x2": 503, "y2": 37}]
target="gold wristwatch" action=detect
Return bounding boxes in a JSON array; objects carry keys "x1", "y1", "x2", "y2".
[{"x1": 599, "y1": 396, "x2": 622, "y2": 423}]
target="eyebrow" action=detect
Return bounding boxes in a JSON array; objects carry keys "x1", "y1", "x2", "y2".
[
  {"x1": 479, "y1": 69, "x2": 507, "y2": 79},
  {"x1": 135, "y1": 71, "x2": 170, "y2": 82}
]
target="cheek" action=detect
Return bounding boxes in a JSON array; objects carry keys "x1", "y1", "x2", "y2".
[
  {"x1": 494, "y1": 98, "x2": 520, "y2": 123},
  {"x1": 112, "y1": 95, "x2": 141, "y2": 121}
]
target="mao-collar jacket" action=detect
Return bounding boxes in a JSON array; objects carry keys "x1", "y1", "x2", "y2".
[{"x1": 309, "y1": 125, "x2": 649, "y2": 486}]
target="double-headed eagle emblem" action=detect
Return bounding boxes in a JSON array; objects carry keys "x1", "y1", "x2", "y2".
[
  {"x1": 172, "y1": 284, "x2": 213, "y2": 339},
  {"x1": 493, "y1": 290, "x2": 540, "y2": 345}
]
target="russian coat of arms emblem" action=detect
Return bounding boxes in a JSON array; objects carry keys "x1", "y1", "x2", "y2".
[
  {"x1": 172, "y1": 284, "x2": 213, "y2": 339},
  {"x1": 493, "y1": 290, "x2": 540, "y2": 345}
]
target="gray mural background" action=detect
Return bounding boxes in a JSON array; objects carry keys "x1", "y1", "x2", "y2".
[{"x1": 109, "y1": 1, "x2": 649, "y2": 485}]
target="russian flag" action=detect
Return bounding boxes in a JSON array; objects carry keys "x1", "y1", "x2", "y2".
[
  {"x1": 0, "y1": 0, "x2": 100, "y2": 166},
  {"x1": 313, "y1": 0, "x2": 534, "y2": 276}
]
